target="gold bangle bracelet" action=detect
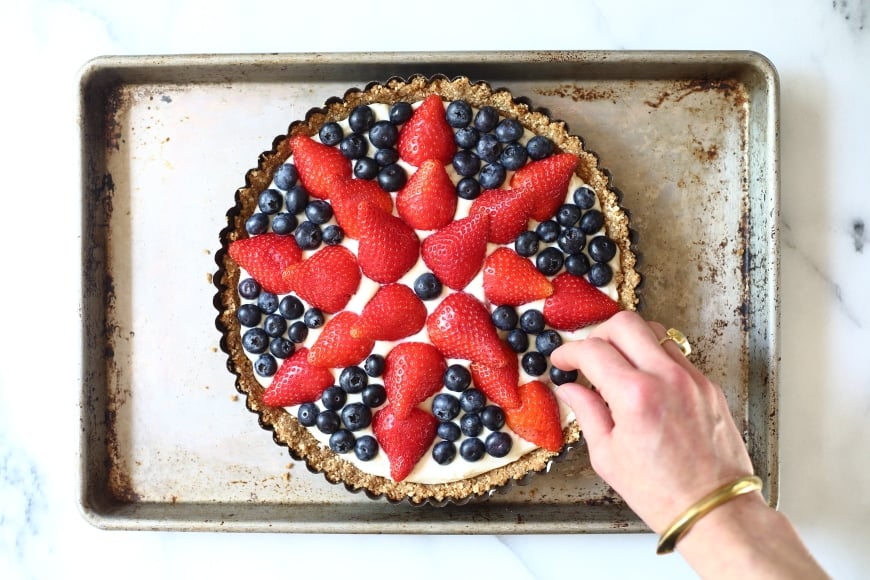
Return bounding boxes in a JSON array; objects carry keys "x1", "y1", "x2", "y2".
[{"x1": 656, "y1": 475, "x2": 763, "y2": 555}]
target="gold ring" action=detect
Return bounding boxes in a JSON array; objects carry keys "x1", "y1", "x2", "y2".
[{"x1": 659, "y1": 328, "x2": 692, "y2": 356}]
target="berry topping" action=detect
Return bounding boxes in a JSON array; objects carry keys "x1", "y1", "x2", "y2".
[
  {"x1": 354, "y1": 435, "x2": 379, "y2": 461},
  {"x1": 288, "y1": 135, "x2": 352, "y2": 200},
  {"x1": 397, "y1": 94, "x2": 456, "y2": 167},
  {"x1": 307, "y1": 311, "x2": 375, "y2": 368},
  {"x1": 504, "y1": 380, "x2": 564, "y2": 452},
  {"x1": 469, "y1": 343, "x2": 522, "y2": 410},
  {"x1": 329, "y1": 178, "x2": 394, "y2": 239},
  {"x1": 396, "y1": 159, "x2": 458, "y2": 230},
  {"x1": 383, "y1": 342, "x2": 447, "y2": 419},
  {"x1": 510, "y1": 153, "x2": 579, "y2": 221},
  {"x1": 228, "y1": 232, "x2": 302, "y2": 295},
  {"x1": 341, "y1": 402, "x2": 373, "y2": 431},
  {"x1": 588, "y1": 235, "x2": 617, "y2": 263},
  {"x1": 282, "y1": 245, "x2": 361, "y2": 313},
  {"x1": 352, "y1": 283, "x2": 427, "y2": 341},
  {"x1": 443, "y1": 364, "x2": 472, "y2": 392},
  {"x1": 482, "y1": 248, "x2": 555, "y2": 306},
  {"x1": 543, "y1": 273, "x2": 621, "y2": 331},
  {"x1": 431, "y1": 393, "x2": 461, "y2": 422},
  {"x1": 363, "y1": 354, "x2": 385, "y2": 377},
  {"x1": 373, "y1": 405, "x2": 438, "y2": 482},
  {"x1": 412, "y1": 272, "x2": 443, "y2": 300},
  {"x1": 261, "y1": 347, "x2": 334, "y2": 407},
  {"x1": 421, "y1": 213, "x2": 489, "y2": 290},
  {"x1": 356, "y1": 201, "x2": 421, "y2": 284},
  {"x1": 432, "y1": 441, "x2": 457, "y2": 465},
  {"x1": 426, "y1": 292, "x2": 507, "y2": 367},
  {"x1": 485, "y1": 431, "x2": 513, "y2": 458},
  {"x1": 470, "y1": 187, "x2": 531, "y2": 244},
  {"x1": 459, "y1": 438, "x2": 486, "y2": 461},
  {"x1": 338, "y1": 366, "x2": 368, "y2": 394},
  {"x1": 320, "y1": 385, "x2": 347, "y2": 410},
  {"x1": 329, "y1": 429, "x2": 356, "y2": 454}
]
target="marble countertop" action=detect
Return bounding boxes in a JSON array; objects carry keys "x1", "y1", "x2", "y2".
[{"x1": 1, "y1": 0, "x2": 868, "y2": 578}]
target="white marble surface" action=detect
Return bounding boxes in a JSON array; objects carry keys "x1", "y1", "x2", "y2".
[{"x1": 1, "y1": 0, "x2": 868, "y2": 578}]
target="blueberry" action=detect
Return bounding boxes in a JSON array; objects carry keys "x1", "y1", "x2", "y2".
[
  {"x1": 361, "y1": 383, "x2": 387, "y2": 407},
  {"x1": 274, "y1": 163, "x2": 299, "y2": 190},
  {"x1": 329, "y1": 429, "x2": 356, "y2": 454},
  {"x1": 348, "y1": 105, "x2": 376, "y2": 133},
  {"x1": 297, "y1": 402, "x2": 319, "y2": 427},
  {"x1": 573, "y1": 185, "x2": 597, "y2": 209},
  {"x1": 245, "y1": 213, "x2": 269, "y2": 235},
  {"x1": 432, "y1": 441, "x2": 457, "y2": 465},
  {"x1": 377, "y1": 163, "x2": 407, "y2": 192},
  {"x1": 354, "y1": 435, "x2": 379, "y2": 461},
  {"x1": 473, "y1": 106, "x2": 499, "y2": 132},
  {"x1": 339, "y1": 366, "x2": 368, "y2": 393},
  {"x1": 263, "y1": 314, "x2": 287, "y2": 337},
  {"x1": 475, "y1": 133, "x2": 502, "y2": 163},
  {"x1": 238, "y1": 278, "x2": 261, "y2": 300},
  {"x1": 588, "y1": 262, "x2": 613, "y2": 287},
  {"x1": 305, "y1": 199, "x2": 334, "y2": 225},
  {"x1": 535, "y1": 220, "x2": 561, "y2": 243},
  {"x1": 271, "y1": 212, "x2": 298, "y2": 235},
  {"x1": 499, "y1": 142, "x2": 528, "y2": 170},
  {"x1": 459, "y1": 388, "x2": 486, "y2": 414},
  {"x1": 485, "y1": 432, "x2": 513, "y2": 458},
  {"x1": 478, "y1": 163, "x2": 507, "y2": 189},
  {"x1": 460, "y1": 438, "x2": 486, "y2": 461},
  {"x1": 443, "y1": 364, "x2": 472, "y2": 392},
  {"x1": 506, "y1": 328, "x2": 529, "y2": 353},
  {"x1": 269, "y1": 337, "x2": 294, "y2": 359},
  {"x1": 526, "y1": 135, "x2": 554, "y2": 160},
  {"x1": 514, "y1": 230, "x2": 540, "y2": 257},
  {"x1": 339, "y1": 133, "x2": 368, "y2": 160},
  {"x1": 294, "y1": 220, "x2": 322, "y2": 250},
  {"x1": 242, "y1": 328, "x2": 269, "y2": 354},
  {"x1": 319, "y1": 122, "x2": 343, "y2": 146},
  {"x1": 557, "y1": 227, "x2": 586, "y2": 255},
  {"x1": 316, "y1": 410, "x2": 341, "y2": 434},
  {"x1": 445, "y1": 100, "x2": 473, "y2": 128},
  {"x1": 322, "y1": 224, "x2": 345, "y2": 246},
  {"x1": 536, "y1": 247, "x2": 564, "y2": 276},
  {"x1": 492, "y1": 305, "x2": 518, "y2": 330},
  {"x1": 353, "y1": 157, "x2": 379, "y2": 180},
  {"x1": 279, "y1": 295, "x2": 304, "y2": 319},
  {"x1": 519, "y1": 309, "x2": 546, "y2": 334},
  {"x1": 456, "y1": 177, "x2": 481, "y2": 200},
  {"x1": 579, "y1": 209, "x2": 605, "y2": 234},
  {"x1": 413, "y1": 272, "x2": 443, "y2": 300},
  {"x1": 521, "y1": 351, "x2": 548, "y2": 376},
  {"x1": 536, "y1": 329, "x2": 563, "y2": 356},
  {"x1": 389, "y1": 102, "x2": 413, "y2": 125},
  {"x1": 363, "y1": 354, "x2": 385, "y2": 377},
  {"x1": 237, "y1": 304, "x2": 261, "y2": 327},
  {"x1": 460, "y1": 413, "x2": 483, "y2": 437},
  {"x1": 432, "y1": 394, "x2": 461, "y2": 422},
  {"x1": 368, "y1": 120, "x2": 398, "y2": 148},
  {"x1": 257, "y1": 292, "x2": 279, "y2": 314},
  {"x1": 480, "y1": 405, "x2": 506, "y2": 431},
  {"x1": 341, "y1": 402, "x2": 372, "y2": 431},
  {"x1": 494, "y1": 118, "x2": 524, "y2": 143},
  {"x1": 556, "y1": 204, "x2": 582, "y2": 227},
  {"x1": 253, "y1": 354, "x2": 278, "y2": 377},
  {"x1": 454, "y1": 126, "x2": 480, "y2": 149},
  {"x1": 287, "y1": 321, "x2": 308, "y2": 343},
  {"x1": 285, "y1": 184, "x2": 310, "y2": 214},
  {"x1": 565, "y1": 252, "x2": 591, "y2": 276},
  {"x1": 374, "y1": 148, "x2": 400, "y2": 167},
  {"x1": 321, "y1": 385, "x2": 347, "y2": 411},
  {"x1": 588, "y1": 236, "x2": 617, "y2": 263},
  {"x1": 452, "y1": 149, "x2": 481, "y2": 177},
  {"x1": 437, "y1": 421, "x2": 462, "y2": 442},
  {"x1": 258, "y1": 189, "x2": 283, "y2": 214},
  {"x1": 550, "y1": 366, "x2": 579, "y2": 385},
  {"x1": 303, "y1": 308, "x2": 325, "y2": 329}
]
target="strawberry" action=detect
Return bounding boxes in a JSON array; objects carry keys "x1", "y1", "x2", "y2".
[
  {"x1": 543, "y1": 272, "x2": 621, "y2": 331},
  {"x1": 397, "y1": 94, "x2": 456, "y2": 167},
  {"x1": 351, "y1": 283, "x2": 427, "y2": 341},
  {"x1": 469, "y1": 342, "x2": 521, "y2": 410},
  {"x1": 261, "y1": 347, "x2": 334, "y2": 407},
  {"x1": 228, "y1": 232, "x2": 302, "y2": 294},
  {"x1": 504, "y1": 380, "x2": 564, "y2": 452},
  {"x1": 307, "y1": 311, "x2": 375, "y2": 368},
  {"x1": 356, "y1": 201, "x2": 420, "y2": 284},
  {"x1": 469, "y1": 187, "x2": 531, "y2": 244},
  {"x1": 330, "y1": 178, "x2": 394, "y2": 239},
  {"x1": 372, "y1": 404, "x2": 438, "y2": 482},
  {"x1": 288, "y1": 134, "x2": 352, "y2": 200},
  {"x1": 420, "y1": 213, "x2": 489, "y2": 290},
  {"x1": 482, "y1": 247, "x2": 554, "y2": 306},
  {"x1": 383, "y1": 342, "x2": 447, "y2": 418},
  {"x1": 396, "y1": 159, "x2": 457, "y2": 230},
  {"x1": 426, "y1": 292, "x2": 506, "y2": 366},
  {"x1": 510, "y1": 153, "x2": 579, "y2": 221},
  {"x1": 282, "y1": 245, "x2": 361, "y2": 313}
]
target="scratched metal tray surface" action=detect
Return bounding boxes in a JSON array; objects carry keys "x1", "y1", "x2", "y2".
[{"x1": 78, "y1": 51, "x2": 779, "y2": 533}]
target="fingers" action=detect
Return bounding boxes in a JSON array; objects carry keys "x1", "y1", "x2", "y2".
[
  {"x1": 554, "y1": 382, "x2": 614, "y2": 443},
  {"x1": 584, "y1": 311, "x2": 678, "y2": 373}
]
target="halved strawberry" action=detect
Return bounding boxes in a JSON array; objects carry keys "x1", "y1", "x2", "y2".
[
  {"x1": 331, "y1": 178, "x2": 394, "y2": 239},
  {"x1": 510, "y1": 153, "x2": 579, "y2": 221},
  {"x1": 420, "y1": 212, "x2": 489, "y2": 290},
  {"x1": 351, "y1": 283, "x2": 427, "y2": 341},
  {"x1": 396, "y1": 159, "x2": 457, "y2": 230},
  {"x1": 469, "y1": 342, "x2": 521, "y2": 410},
  {"x1": 482, "y1": 247, "x2": 554, "y2": 306},
  {"x1": 383, "y1": 342, "x2": 446, "y2": 418},
  {"x1": 543, "y1": 272, "x2": 620, "y2": 330},
  {"x1": 228, "y1": 232, "x2": 302, "y2": 294},
  {"x1": 426, "y1": 292, "x2": 506, "y2": 367},
  {"x1": 288, "y1": 135, "x2": 352, "y2": 200},
  {"x1": 397, "y1": 95, "x2": 456, "y2": 167},
  {"x1": 307, "y1": 311, "x2": 375, "y2": 368},
  {"x1": 373, "y1": 404, "x2": 438, "y2": 482},
  {"x1": 504, "y1": 380, "x2": 564, "y2": 452},
  {"x1": 282, "y1": 245, "x2": 361, "y2": 313},
  {"x1": 261, "y1": 347, "x2": 334, "y2": 407},
  {"x1": 356, "y1": 201, "x2": 420, "y2": 283},
  {"x1": 469, "y1": 187, "x2": 531, "y2": 244}
]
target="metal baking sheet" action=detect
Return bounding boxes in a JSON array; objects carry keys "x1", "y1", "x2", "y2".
[{"x1": 78, "y1": 51, "x2": 779, "y2": 533}]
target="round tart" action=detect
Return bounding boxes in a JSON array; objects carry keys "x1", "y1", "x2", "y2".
[{"x1": 214, "y1": 75, "x2": 639, "y2": 504}]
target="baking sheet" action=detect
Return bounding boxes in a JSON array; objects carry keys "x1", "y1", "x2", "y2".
[{"x1": 78, "y1": 51, "x2": 779, "y2": 533}]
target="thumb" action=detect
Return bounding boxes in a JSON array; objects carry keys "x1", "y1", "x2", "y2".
[{"x1": 554, "y1": 382, "x2": 614, "y2": 449}]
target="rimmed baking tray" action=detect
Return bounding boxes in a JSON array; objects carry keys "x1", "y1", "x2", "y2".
[{"x1": 78, "y1": 50, "x2": 779, "y2": 533}]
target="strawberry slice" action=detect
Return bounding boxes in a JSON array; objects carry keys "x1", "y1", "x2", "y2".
[
  {"x1": 373, "y1": 404, "x2": 438, "y2": 482},
  {"x1": 261, "y1": 347, "x2": 334, "y2": 407},
  {"x1": 282, "y1": 245, "x2": 361, "y2": 313},
  {"x1": 426, "y1": 292, "x2": 506, "y2": 367},
  {"x1": 469, "y1": 342, "x2": 521, "y2": 410},
  {"x1": 356, "y1": 201, "x2": 420, "y2": 284},
  {"x1": 383, "y1": 342, "x2": 447, "y2": 418},
  {"x1": 510, "y1": 153, "x2": 579, "y2": 221},
  {"x1": 469, "y1": 187, "x2": 531, "y2": 244},
  {"x1": 396, "y1": 159, "x2": 457, "y2": 230},
  {"x1": 543, "y1": 272, "x2": 620, "y2": 331},
  {"x1": 288, "y1": 135, "x2": 352, "y2": 200},
  {"x1": 351, "y1": 283, "x2": 427, "y2": 341},
  {"x1": 482, "y1": 247, "x2": 554, "y2": 306},
  {"x1": 331, "y1": 178, "x2": 394, "y2": 239},
  {"x1": 397, "y1": 95, "x2": 456, "y2": 167},
  {"x1": 504, "y1": 380, "x2": 564, "y2": 452},
  {"x1": 420, "y1": 212, "x2": 489, "y2": 290},
  {"x1": 307, "y1": 311, "x2": 375, "y2": 368},
  {"x1": 228, "y1": 232, "x2": 302, "y2": 294}
]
